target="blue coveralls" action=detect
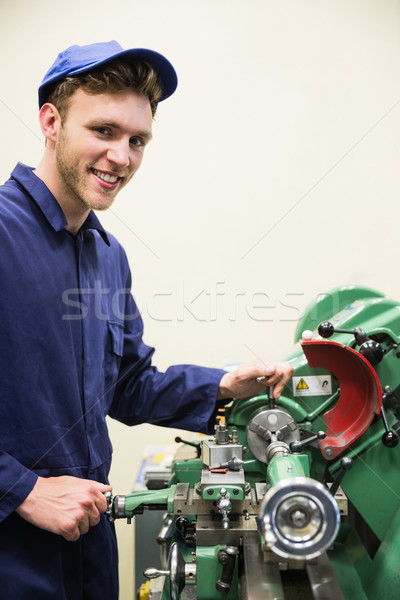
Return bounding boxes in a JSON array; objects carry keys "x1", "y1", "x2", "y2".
[{"x1": 0, "y1": 163, "x2": 225, "y2": 598}]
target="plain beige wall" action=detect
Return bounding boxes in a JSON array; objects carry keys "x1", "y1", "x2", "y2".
[{"x1": 1, "y1": 1, "x2": 400, "y2": 598}]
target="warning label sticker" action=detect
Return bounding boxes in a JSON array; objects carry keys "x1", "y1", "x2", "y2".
[{"x1": 293, "y1": 375, "x2": 332, "y2": 396}]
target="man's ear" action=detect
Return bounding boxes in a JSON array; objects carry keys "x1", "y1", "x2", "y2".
[{"x1": 38, "y1": 103, "x2": 61, "y2": 143}]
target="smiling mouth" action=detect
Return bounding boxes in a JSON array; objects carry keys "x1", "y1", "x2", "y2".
[{"x1": 92, "y1": 168, "x2": 120, "y2": 184}]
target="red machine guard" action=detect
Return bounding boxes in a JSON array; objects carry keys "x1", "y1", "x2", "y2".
[{"x1": 301, "y1": 340, "x2": 382, "y2": 460}]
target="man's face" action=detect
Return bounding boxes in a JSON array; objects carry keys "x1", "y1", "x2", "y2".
[{"x1": 55, "y1": 88, "x2": 153, "y2": 212}]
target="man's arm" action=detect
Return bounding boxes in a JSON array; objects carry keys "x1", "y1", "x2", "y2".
[
  {"x1": 15, "y1": 476, "x2": 112, "y2": 541},
  {"x1": 218, "y1": 359, "x2": 294, "y2": 400}
]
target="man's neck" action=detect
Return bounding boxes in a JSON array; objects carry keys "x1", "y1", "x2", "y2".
[{"x1": 34, "y1": 157, "x2": 90, "y2": 235}]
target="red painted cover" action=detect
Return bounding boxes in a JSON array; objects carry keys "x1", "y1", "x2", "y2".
[{"x1": 301, "y1": 340, "x2": 382, "y2": 460}]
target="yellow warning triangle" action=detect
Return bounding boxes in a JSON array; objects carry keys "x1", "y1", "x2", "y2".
[{"x1": 296, "y1": 378, "x2": 309, "y2": 390}]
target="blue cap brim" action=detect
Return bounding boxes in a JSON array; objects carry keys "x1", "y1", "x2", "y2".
[{"x1": 38, "y1": 42, "x2": 178, "y2": 107}]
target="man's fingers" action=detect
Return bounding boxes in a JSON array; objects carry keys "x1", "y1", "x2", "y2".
[
  {"x1": 16, "y1": 476, "x2": 113, "y2": 541},
  {"x1": 255, "y1": 362, "x2": 294, "y2": 398},
  {"x1": 218, "y1": 359, "x2": 293, "y2": 400},
  {"x1": 61, "y1": 518, "x2": 86, "y2": 542},
  {"x1": 62, "y1": 506, "x2": 99, "y2": 541}
]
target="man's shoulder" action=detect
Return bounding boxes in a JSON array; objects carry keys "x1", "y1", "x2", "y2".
[
  {"x1": 0, "y1": 164, "x2": 32, "y2": 204},
  {"x1": 0, "y1": 173, "x2": 29, "y2": 219}
]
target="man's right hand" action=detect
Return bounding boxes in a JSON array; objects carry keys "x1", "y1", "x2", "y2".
[{"x1": 15, "y1": 475, "x2": 112, "y2": 541}]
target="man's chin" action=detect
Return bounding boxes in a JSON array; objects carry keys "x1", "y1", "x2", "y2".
[{"x1": 84, "y1": 194, "x2": 117, "y2": 212}]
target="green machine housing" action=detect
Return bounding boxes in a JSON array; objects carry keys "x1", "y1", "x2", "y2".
[{"x1": 107, "y1": 285, "x2": 400, "y2": 600}]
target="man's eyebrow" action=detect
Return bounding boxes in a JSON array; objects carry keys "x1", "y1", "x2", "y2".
[
  {"x1": 101, "y1": 120, "x2": 153, "y2": 141},
  {"x1": 132, "y1": 130, "x2": 153, "y2": 142}
]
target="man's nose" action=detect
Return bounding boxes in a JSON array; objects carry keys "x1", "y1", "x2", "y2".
[{"x1": 106, "y1": 140, "x2": 130, "y2": 169}]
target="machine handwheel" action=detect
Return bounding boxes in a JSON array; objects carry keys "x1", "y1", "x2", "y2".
[{"x1": 259, "y1": 477, "x2": 340, "y2": 560}]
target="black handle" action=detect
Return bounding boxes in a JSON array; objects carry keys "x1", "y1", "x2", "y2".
[
  {"x1": 290, "y1": 431, "x2": 326, "y2": 453},
  {"x1": 380, "y1": 403, "x2": 399, "y2": 448},
  {"x1": 175, "y1": 436, "x2": 201, "y2": 458},
  {"x1": 330, "y1": 457, "x2": 353, "y2": 496},
  {"x1": 317, "y1": 322, "x2": 384, "y2": 366},
  {"x1": 216, "y1": 546, "x2": 239, "y2": 594}
]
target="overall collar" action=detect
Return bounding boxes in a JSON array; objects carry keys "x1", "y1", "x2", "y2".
[{"x1": 11, "y1": 163, "x2": 110, "y2": 246}]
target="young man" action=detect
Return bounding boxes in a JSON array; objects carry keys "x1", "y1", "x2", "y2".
[{"x1": 0, "y1": 41, "x2": 293, "y2": 597}]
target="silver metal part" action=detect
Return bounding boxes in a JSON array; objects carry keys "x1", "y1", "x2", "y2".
[
  {"x1": 215, "y1": 422, "x2": 230, "y2": 444},
  {"x1": 156, "y1": 513, "x2": 175, "y2": 545},
  {"x1": 202, "y1": 439, "x2": 243, "y2": 469},
  {"x1": 242, "y1": 536, "x2": 344, "y2": 600},
  {"x1": 157, "y1": 513, "x2": 175, "y2": 568},
  {"x1": 196, "y1": 514, "x2": 258, "y2": 546},
  {"x1": 173, "y1": 483, "x2": 260, "y2": 517},
  {"x1": 182, "y1": 481, "x2": 265, "y2": 546},
  {"x1": 112, "y1": 495, "x2": 126, "y2": 519},
  {"x1": 231, "y1": 429, "x2": 239, "y2": 444},
  {"x1": 144, "y1": 542, "x2": 196, "y2": 600},
  {"x1": 145, "y1": 576, "x2": 165, "y2": 600},
  {"x1": 184, "y1": 562, "x2": 196, "y2": 583},
  {"x1": 169, "y1": 543, "x2": 183, "y2": 600},
  {"x1": 144, "y1": 568, "x2": 170, "y2": 579},
  {"x1": 170, "y1": 542, "x2": 196, "y2": 600},
  {"x1": 216, "y1": 488, "x2": 232, "y2": 529},
  {"x1": 104, "y1": 491, "x2": 113, "y2": 521},
  {"x1": 265, "y1": 440, "x2": 291, "y2": 463},
  {"x1": 209, "y1": 456, "x2": 244, "y2": 471},
  {"x1": 246, "y1": 407, "x2": 300, "y2": 464},
  {"x1": 242, "y1": 534, "x2": 284, "y2": 600},
  {"x1": 332, "y1": 485, "x2": 348, "y2": 516},
  {"x1": 306, "y1": 552, "x2": 345, "y2": 599},
  {"x1": 200, "y1": 467, "x2": 245, "y2": 492},
  {"x1": 259, "y1": 477, "x2": 340, "y2": 560}
]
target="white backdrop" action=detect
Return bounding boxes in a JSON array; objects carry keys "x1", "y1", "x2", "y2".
[{"x1": 1, "y1": 1, "x2": 399, "y2": 597}]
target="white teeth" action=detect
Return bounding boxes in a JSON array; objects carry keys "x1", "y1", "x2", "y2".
[{"x1": 93, "y1": 169, "x2": 119, "y2": 183}]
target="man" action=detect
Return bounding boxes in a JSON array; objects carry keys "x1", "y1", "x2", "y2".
[{"x1": 0, "y1": 41, "x2": 293, "y2": 598}]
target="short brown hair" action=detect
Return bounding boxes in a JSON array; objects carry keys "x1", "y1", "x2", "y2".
[{"x1": 46, "y1": 59, "x2": 163, "y2": 119}]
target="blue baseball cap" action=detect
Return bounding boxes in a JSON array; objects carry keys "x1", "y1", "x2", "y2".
[{"x1": 38, "y1": 40, "x2": 178, "y2": 107}]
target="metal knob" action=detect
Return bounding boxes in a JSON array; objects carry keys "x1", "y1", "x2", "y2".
[
  {"x1": 317, "y1": 322, "x2": 384, "y2": 366},
  {"x1": 144, "y1": 542, "x2": 196, "y2": 600},
  {"x1": 380, "y1": 403, "x2": 400, "y2": 448},
  {"x1": 290, "y1": 431, "x2": 326, "y2": 453},
  {"x1": 217, "y1": 488, "x2": 232, "y2": 529}
]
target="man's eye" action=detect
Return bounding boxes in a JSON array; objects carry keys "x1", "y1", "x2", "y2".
[
  {"x1": 93, "y1": 127, "x2": 110, "y2": 135},
  {"x1": 130, "y1": 137, "x2": 143, "y2": 147}
]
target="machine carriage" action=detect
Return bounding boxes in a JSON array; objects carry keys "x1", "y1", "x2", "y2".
[{"x1": 107, "y1": 286, "x2": 400, "y2": 600}]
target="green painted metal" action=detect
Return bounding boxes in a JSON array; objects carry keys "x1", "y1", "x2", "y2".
[
  {"x1": 267, "y1": 453, "x2": 309, "y2": 486},
  {"x1": 293, "y1": 285, "x2": 387, "y2": 342},
  {"x1": 328, "y1": 525, "x2": 370, "y2": 599},
  {"x1": 328, "y1": 512, "x2": 400, "y2": 600},
  {"x1": 200, "y1": 484, "x2": 245, "y2": 501},
  {"x1": 169, "y1": 459, "x2": 203, "y2": 487},
  {"x1": 196, "y1": 545, "x2": 239, "y2": 600},
  {"x1": 124, "y1": 286, "x2": 400, "y2": 599},
  {"x1": 333, "y1": 429, "x2": 400, "y2": 541},
  {"x1": 362, "y1": 502, "x2": 400, "y2": 598},
  {"x1": 226, "y1": 392, "x2": 309, "y2": 427},
  {"x1": 124, "y1": 486, "x2": 176, "y2": 516}
]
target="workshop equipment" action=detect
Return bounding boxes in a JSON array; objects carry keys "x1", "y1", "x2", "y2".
[{"x1": 107, "y1": 285, "x2": 400, "y2": 599}]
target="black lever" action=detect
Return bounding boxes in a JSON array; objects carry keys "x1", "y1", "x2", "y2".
[
  {"x1": 330, "y1": 457, "x2": 353, "y2": 496},
  {"x1": 317, "y1": 321, "x2": 384, "y2": 366},
  {"x1": 290, "y1": 431, "x2": 326, "y2": 453},
  {"x1": 268, "y1": 386, "x2": 275, "y2": 410},
  {"x1": 175, "y1": 436, "x2": 201, "y2": 458},
  {"x1": 380, "y1": 401, "x2": 399, "y2": 448},
  {"x1": 216, "y1": 546, "x2": 239, "y2": 594}
]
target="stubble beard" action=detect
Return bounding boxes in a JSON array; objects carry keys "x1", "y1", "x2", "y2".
[{"x1": 55, "y1": 130, "x2": 118, "y2": 212}]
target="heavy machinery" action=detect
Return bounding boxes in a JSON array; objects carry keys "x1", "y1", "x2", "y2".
[{"x1": 106, "y1": 285, "x2": 400, "y2": 599}]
